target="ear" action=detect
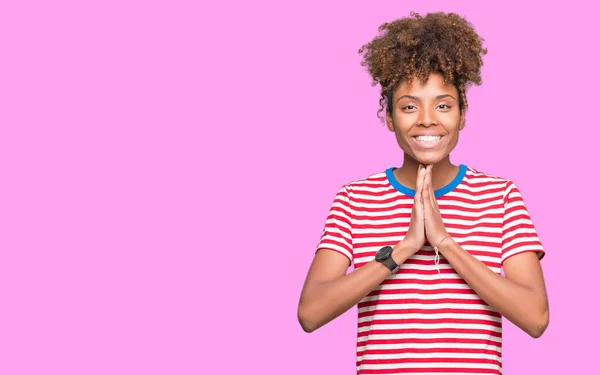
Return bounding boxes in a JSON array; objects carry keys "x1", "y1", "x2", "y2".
[
  {"x1": 459, "y1": 110, "x2": 466, "y2": 130},
  {"x1": 386, "y1": 111, "x2": 395, "y2": 132}
]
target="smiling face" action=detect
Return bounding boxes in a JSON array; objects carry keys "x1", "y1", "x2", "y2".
[{"x1": 386, "y1": 72, "x2": 465, "y2": 166}]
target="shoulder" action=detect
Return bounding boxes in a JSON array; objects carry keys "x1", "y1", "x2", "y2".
[
  {"x1": 337, "y1": 170, "x2": 393, "y2": 195},
  {"x1": 343, "y1": 170, "x2": 389, "y2": 190},
  {"x1": 462, "y1": 166, "x2": 518, "y2": 199},
  {"x1": 330, "y1": 170, "x2": 394, "y2": 204}
]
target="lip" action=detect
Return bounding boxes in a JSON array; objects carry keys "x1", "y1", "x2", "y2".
[
  {"x1": 412, "y1": 133, "x2": 445, "y2": 137},
  {"x1": 410, "y1": 134, "x2": 445, "y2": 149}
]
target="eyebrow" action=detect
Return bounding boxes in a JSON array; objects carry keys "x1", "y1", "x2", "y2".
[{"x1": 396, "y1": 94, "x2": 457, "y2": 103}]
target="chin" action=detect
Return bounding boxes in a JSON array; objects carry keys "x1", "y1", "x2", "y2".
[{"x1": 413, "y1": 153, "x2": 446, "y2": 166}]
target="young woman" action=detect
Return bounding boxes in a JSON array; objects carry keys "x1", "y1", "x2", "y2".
[{"x1": 297, "y1": 12, "x2": 549, "y2": 375}]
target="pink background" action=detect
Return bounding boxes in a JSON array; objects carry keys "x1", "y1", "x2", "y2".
[{"x1": 0, "y1": 1, "x2": 597, "y2": 374}]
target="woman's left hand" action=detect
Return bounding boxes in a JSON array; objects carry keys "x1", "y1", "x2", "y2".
[{"x1": 422, "y1": 164, "x2": 449, "y2": 247}]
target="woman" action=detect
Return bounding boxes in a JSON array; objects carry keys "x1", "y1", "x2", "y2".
[{"x1": 297, "y1": 12, "x2": 549, "y2": 375}]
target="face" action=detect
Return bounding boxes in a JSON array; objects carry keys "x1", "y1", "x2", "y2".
[{"x1": 386, "y1": 72, "x2": 465, "y2": 166}]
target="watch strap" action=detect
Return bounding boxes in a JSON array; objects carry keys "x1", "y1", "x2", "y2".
[{"x1": 382, "y1": 256, "x2": 400, "y2": 274}]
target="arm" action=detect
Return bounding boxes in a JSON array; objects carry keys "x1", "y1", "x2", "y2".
[
  {"x1": 298, "y1": 166, "x2": 428, "y2": 333},
  {"x1": 297, "y1": 243, "x2": 415, "y2": 333},
  {"x1": 437, "y1": 242, "x2": 549, "y2": 338},
  {"x1": 422, "y1": 165, "x2": 549, "y2": 338}
]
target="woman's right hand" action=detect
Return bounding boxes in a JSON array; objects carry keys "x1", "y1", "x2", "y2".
[{"x1": 398, "y1": 164, "x2": 427, "y2": 255}]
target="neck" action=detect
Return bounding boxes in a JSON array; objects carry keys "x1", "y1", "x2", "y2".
[{"x1": 394, "y1": 154, "x2": 459, "y2": 191}]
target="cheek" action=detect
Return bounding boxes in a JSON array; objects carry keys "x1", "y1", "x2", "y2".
[
  {"x1": 443, "y1": 128, "x2": 461, "y2": 150},
  {"x1": 391, "y1": 113, "x2": 415, "y2": 134}
]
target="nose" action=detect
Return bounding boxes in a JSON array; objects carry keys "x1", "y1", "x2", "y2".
[{"x1": 418, "y1": 106, "x2": 438, "y2": 127}]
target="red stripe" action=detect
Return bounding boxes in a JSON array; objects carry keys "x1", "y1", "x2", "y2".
[
  {"x1": 503, "y1": 223, "x2": 535, "y2": 235},
  {"x1": 445, "y1": 221, "x2": 502, "y2": 230},
  {"x1": 349, "y1": 177, "x2": 389, "y2": 186},
  {"x1": 437, "y1": 195, "x2": 503, "y2": 205},
  {"x1": 322, "y1": 223, "x2": 351, "y2": 237},
  {"x1": 459, "y1": 179, "x2": 506, "y2": 190},
  {"x1": 328, "y1": 204, "x2": 351, "y2": 217},
  {"x1": 325, "y1": 212, "x2": 351, "y2": 226},
  {"x1": 356, "y1": 370, "x2": 500, "y2": 375},
  {"x1": 318, "y1": 239, "x2": 351, "y2": 253},
  {"x1": 352, "y1": 221, "x2": 503, "y2": 231},
  {"x1": 349, "y1": 183, "x2": 393, "y2": 190},
  {"x1": 441, "y1": 212, "x2": 503, "y2": 221},
  {"x1": 452, "y1": 184, "x2": 505, "y2": 195},
  {"x1": 352, "y1": 210, "x2": 503, "y2": 222},
  {"x1": 321, "y1": 231, "x2": 351, "y2": 247},
  {"x1": 503, "y1": 211, "x2": 530, "y2": 224},
  {"x1": 353, "y1": 222, "x2": 409, "y2": 230},
  {"x1": 358, "y1": 317, "x2": 502, "y2": 328},
  {"x1": 359, "y1": 298, "x2": 489, "y2": 307},
  {"x1": 451, "y1": 240, "x2": 500, "y2": 247},
  {"x1": 382, "y1": 278, "x2": 468, "y2": 286},
  {"x1": 438, "y1": 202, "x2": 504, "y2": 212},
  {"x1": 359, "y1": 327, "x2": 502, "y2": 338},
  {"x1": 360, "y1": 357, "x2": 501, "y2": 366},
  {"x1": 502, "y1": 240, "x2": 541, "y2": 254},
  {"x1": 352, "y1": 230, "x2": 501, "y2": 240},
  {"x1": 353, "y1": 196, "x2": 412, "y2": 206},
  {"x1": 359, "y1": 337, "x2": 501, "y2": 347},
  {"x1": 316, "y1": 247, "x2": 352, "y2": 262},
  {"x1": 367, "y1": 288, "x2": 478, "y2": 297},
  {"x1": 358, "y1": 308, "x2": 500, "y2": 319},
  {"x1": 353, "y1": 189, "x2": 404, "y2": 197},
  {"x1": 359, "y1": 367, "x2": 500, "y2": 374},
  {"x1": 502, "y1": 230, "x2": 538, "y2": 245},
  {"x1": 502, "y1": 249, "x2": 543, "y2": 263},
  {"x1": 359, "y1": 347, "x2": 501, "y2": 356}
]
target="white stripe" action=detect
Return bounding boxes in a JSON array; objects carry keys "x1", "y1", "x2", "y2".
[
  {"x1": 352, "y1": 235, "x2": 502, "y2": 247},
  {"x1": 358, "y1": 322, "x2": 502, "y2": 333},
  {"x1": 502, "y1": 235, "x2": 541, "y2": 250},
  {"x1": 359, "y1": 362, "x2": 500, "y2": 370},
  {"x1": 376, "y1": 283, "x2": 474, "y2": 291},
  {"x1": 358, "y1": 313, "x2": 502, "y2": 324},
  {"x1": 357, "y1": 332, "x2": 502, "y2": 342},
  {"x1": 352, "y1": 225, "x2": 501, "y2": 236},
  {"x1": 358, "y1": 303, "x2": 497, "y2": 313},
  {"x1": 361, "y1": 293, "x2": 484, "y2": 302},
  {"x1": 452, "y1": 182, "x2": 505, "y2": 193},
  {"x1": 358, "y1": 352, "x2": 501, "y2": 362},
  {"x1": 441, "y1": 190, "x2": 504, "y2": 202},
  {"x1": 358, "y1": 342, "x2": 502, "y2": 351}
]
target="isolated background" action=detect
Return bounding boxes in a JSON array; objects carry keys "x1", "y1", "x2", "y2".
[{"x1": 1, "y1": 1, "x2": 597, "y2": 374}]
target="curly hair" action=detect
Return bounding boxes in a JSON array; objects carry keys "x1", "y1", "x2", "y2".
[{"x1": 358, "y1": 12, "x2": 487, "y2": 120}]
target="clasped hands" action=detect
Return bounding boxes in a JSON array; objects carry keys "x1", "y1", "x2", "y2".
[{"x1": 401, "y1": 164, "x2": 451, "y2": 254}]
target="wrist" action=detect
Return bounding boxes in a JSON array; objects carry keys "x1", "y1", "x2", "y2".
[
  {"x1": 392, "y1": 241, "x2": 416, "y2": 264},
  {"x1": 435, "y1": 235, "x2": 455, "y2": 255},
  {"x1": 431, "y1": 232, "x2": 449, "y2": 246}
]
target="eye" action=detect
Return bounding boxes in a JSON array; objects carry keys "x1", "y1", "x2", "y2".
[
  {"x1": 402, "y1": 105, "x2": 417, "y2": 111},
  {"x1": 437, "y1": 104, "x2": 451, "y2": 110}
]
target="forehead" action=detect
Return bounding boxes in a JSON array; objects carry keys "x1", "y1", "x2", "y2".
[{"x1": 395, "y1": 73, "x2": 458, "y2": 97}]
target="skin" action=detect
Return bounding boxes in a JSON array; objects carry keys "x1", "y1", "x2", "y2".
[{"x1": 297, "y1": 72, "x2": 549, "y2": 338}]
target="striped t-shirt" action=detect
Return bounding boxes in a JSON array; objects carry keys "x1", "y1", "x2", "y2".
[{"x1": 316, "y1": 165, "x2": 545, "y2": 375}]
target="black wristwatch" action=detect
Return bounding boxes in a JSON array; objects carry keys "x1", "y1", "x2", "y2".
[{"x1": 375, "y1": 245, "x2": 400, "y2": 274}]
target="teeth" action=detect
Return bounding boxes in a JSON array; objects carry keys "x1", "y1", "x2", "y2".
[{"x1": 415, "y1": 135, "x2": 441, "y2": 142}]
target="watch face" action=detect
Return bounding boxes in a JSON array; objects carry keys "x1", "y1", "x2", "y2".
[{"x1": 375, "y1": 246, "x2": 393, "y2": 261}]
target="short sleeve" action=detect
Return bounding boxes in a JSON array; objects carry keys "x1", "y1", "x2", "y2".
[
  {"x1": 316, "y1": 186, "x2": 353, "y2": 264},
  {"x1": 501, "y1": 181, "x2": 545, "y2": 264}
]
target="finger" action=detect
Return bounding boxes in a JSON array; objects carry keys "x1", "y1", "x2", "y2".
[
  {"x1": 421, "y1": 171, "x2": 429, "y2": 201},
  {"x1": 426, "y1": 164, "x2": 433, "y2": 186},
  {"x1": 415, "y1": 165, "x2": 426, "y2": 202},
  {"x1": 426, "y1": 165, "x2": 435, "y2": 202},
  {"x1": 426, "y1": 171, "x2": 440, "y2": 212}
]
